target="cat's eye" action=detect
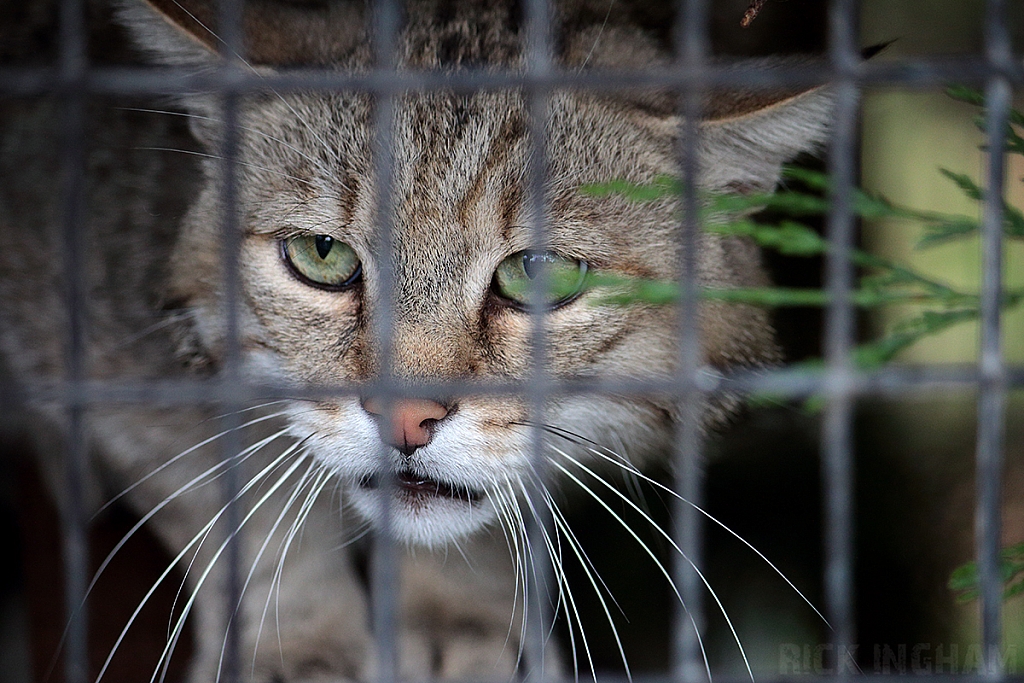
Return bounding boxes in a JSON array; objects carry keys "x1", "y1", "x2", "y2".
[
  {"x1": 493, "y1": 250, "x2": 588, "y2": 309},
  {"x1": 282, "y1": 234, "x2": 361, "y2": 290}
]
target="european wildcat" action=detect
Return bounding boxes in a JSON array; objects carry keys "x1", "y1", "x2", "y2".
[{"x1": 0, "y1": 0, "x2": 832, "y2": 680}]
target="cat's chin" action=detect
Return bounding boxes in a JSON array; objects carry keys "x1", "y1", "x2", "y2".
[{"x1": 347, "y1": 471, "x2": 496, "y2": 546}]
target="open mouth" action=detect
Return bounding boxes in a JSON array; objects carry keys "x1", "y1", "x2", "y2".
[{"x1": 359, "y1": 470, "x2": 484, "y2": 504}]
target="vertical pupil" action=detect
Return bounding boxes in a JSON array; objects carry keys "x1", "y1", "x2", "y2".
[{"x1": 315, "y1": 235, "x2": 333, "y2": 259}]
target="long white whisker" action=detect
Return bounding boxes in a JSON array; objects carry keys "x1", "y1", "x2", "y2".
[
  {"x1": 500, "y1": 479, "x2": 533, "y2": 673},
  {"x1": 516, "y1": 476, "x2": 610, "y2": 681},
  {"x1": 541, "y1": 499, "x2": 582, "y2": 683},
  {"x1": 548, "y1": 448, "x2": 736, "y2": 683},
  {"x1": 120, "y1": 107, "x2": 340, "y2": 179},
  {"x1": 162, "y1": 430, "x2": 302, "y2": 644},
  {"x1": 136, "y1": 439, "x2": 308, "y2": 683},
  {"x1": 493, "y1": 483, "x2": 540, "y2": 679},
  {"x1": 242, "y1": 457, "x2": 325, "y2": 678},
  {"x1": 97, "y1": 411, "x2": 288, "y2": 516},
  {"x1": 164, "y1": 455, "x2": 311, "y2": 683},
  {"x1": 108, "y1": 309, "x2": 195, "y2": 352},
  {"x1": 205, "y1": 400, "x2": 292, "y2": 423},
  {"x1": 267, "y1": 465, "x2": 332, "y2": 673},
  {"x1": 186, "y1": 452, "x2": 317, "y2": 680},
  {"x1": 93, "y1": 434, "x2": 301, "y2": 683},
  {"x1": 94, "y1": 427, "x2": 291, "y2": 603},
  {"x1": 538, "y1": 490, "x2": 601, "y2": 683},
  {"x1": 489, "y1": 489, "x2": 522, "y2": 633},
  {"x1": 329, "y1": 521, "x2": 373, "y2": 553},
  {"x1": 61, "y1": 427, "x2": 290, "y2": 683},
  {"x1": 576, "y1": 0, "x2": 616, "y2": 73},
  {"x1": 162, "y1": 441, "x2": 309, "y2": 683},
  {"x1": 133, "y1": 147, "x2": 320, "y2": 187},
  {"x1": 542, "y1": 424, "x2": 831, "y2": 630}
]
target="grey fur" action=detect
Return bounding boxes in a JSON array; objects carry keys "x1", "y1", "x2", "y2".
[{"x1": 0, "y1": 1, "x2": 833, "y2": 680}]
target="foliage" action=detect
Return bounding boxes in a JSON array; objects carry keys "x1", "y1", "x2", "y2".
[
  {"x1": 578, "y1": 87, "x2": 1024, "y2": 603},
  {"x1": 585, "y1": 164, "x2": 1024, "y2": 369},
  {"x1": 949, "y1": 542, "x2": 1024, "y2": 603}
]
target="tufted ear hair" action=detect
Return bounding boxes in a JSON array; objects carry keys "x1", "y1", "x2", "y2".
[
  {"x1": 697, "y1": 61, "x2": 834, "y2": 194},
  {"x1": 115, "y1": 0, "x2": 367, "y2": 69}
]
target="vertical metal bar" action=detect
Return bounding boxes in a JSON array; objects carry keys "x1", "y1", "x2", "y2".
[
  {"x1": 57, "y1": 0, "x2": 88, "y2": 679},
  {"x1": 216, "y1": 0, "x2": 245, "y2": 680},
  {"x1": 822, "y1": 0, "x2": 859, "y2": 675},
  {"x1": 369, "y1": 2, "x2": 402, "y2": 682},
  {"x1": 523, "y1": 0, "x2": 555, "y2": 679},
  {"x1": 672, "y1": 0, "x2": 709, "y2": 681},
  {"x1": 977, "y1": 0, "x2": 1010, "y2": 676}
]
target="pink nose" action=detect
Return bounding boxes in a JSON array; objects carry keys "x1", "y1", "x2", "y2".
[{"x1": 362, "y1": 397, "x2": 450, "y2": 455}]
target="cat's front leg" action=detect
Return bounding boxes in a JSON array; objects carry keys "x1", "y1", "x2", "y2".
[
  {"x1": 233, "y1": 497, "x2": 373, "y2": 683},
  {"x1": 396, "y1": 530, "x2": 528, "y2": 681},
  {"x1": 161, "y1": 482, "x2": 372, "y2": 683}
]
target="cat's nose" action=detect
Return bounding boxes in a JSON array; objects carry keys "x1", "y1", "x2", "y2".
[{"x1": 361, "y1": 397, "x2": 450, "y2": 456}]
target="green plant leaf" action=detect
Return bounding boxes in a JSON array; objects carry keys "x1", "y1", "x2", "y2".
[
  {"x1": 1004, "y1": 205, "x2": 1024, "y2": 238},
  {"x1": 853, "y1": 309, "x2": 978, "y2": 367},
  {"x1": 946, "y1": 85, "x2": 986, "y2": 107},
  {"x1": 949, "y1": 542, "x2": 1024, "y2": 603},
  {"x1": 917, "y1": 217, "x2": 981, "y2": 248},
  {"x1": 947, "y1": 85, "x2": 1024, "y2": 128},
  {"x1": 707, "y1": 219, "x2": 828, "y2": 256},
  {"x1": 580, "y1": 176, "x2": 680, "y2": 202},
  {"x1": 939, "y1": 168, "x2": 984, "y2": 201}
]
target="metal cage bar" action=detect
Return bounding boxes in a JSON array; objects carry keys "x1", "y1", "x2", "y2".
[
  {"x1": 822, "y1": 0, "x2": 861, "y2": 674},
  {"x1": 7, "y1": 58, "x2": 1024, "y2": 99},
  {"x1": 367, "y1": 2, "x2": 404, "y2": 682},
  {"x1": 214, "y1": 0, "x2": 247, "y2": 679},
  {"x1": 672, "y1": 0, "x2": 711, "y2": 680},
  {"x1": 0, "y1": 0, "x2": 1015, "y2": 682},
  {"x1": 977, "y1": 0, "x2": 1012, "y2": 678}
]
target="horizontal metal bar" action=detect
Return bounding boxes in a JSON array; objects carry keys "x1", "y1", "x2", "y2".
[
  {"x1": 483, "y1": 676, "x2": 1024, "y2": 683},
  {"x1": 0, "y1": 56, "x2": 1021, "y2": 97},
  {"x1": 3, "y1": 364, "x2": 1023, "y2": 409},
  {"x1": 538, "y1": 676, "x2": 1024, "y2": 683}
]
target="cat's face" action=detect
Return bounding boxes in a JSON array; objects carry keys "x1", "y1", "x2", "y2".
[
  {"x1": 175, "y1": 88, "x2": 693, "y2": 544},
  {"x1": 126, "y1": 0, "x2": 831, "y2": 546}
]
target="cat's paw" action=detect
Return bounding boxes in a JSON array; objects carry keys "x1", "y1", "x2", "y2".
[
  {"x1": 249, "y1": 624, "x2": 371, "y2": 683},
  {"x1": 400, "y1": 627, "x2": 520, "y2": 680},
  {"x1": 243, "y1": 566, "x2": 373, "y2": 683}
]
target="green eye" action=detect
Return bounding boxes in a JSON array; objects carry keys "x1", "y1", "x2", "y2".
[
  {"x1": 493, "y1": 250, "x2": 588, "y2": 308},
  {"x1": 282, "y1": 234, "x2": 361, "y2": 289}
]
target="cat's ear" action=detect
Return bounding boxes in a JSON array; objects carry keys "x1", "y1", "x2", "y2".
[
  {"x1": 116, "y1": 0, "x2": 366, "y2": 145},
  {"x1": 115, "y1": 0, "x2": 219, "y2": 68},
  {"x1": 698, "y1": 80, "x2": 833, "y2": 194},
  {"x1": 115, "y1": 0, "x2": 366, "y2": 68}
]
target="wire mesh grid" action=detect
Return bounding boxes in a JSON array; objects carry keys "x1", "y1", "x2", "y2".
[{"x1": 0, "y1": 0, "x2": 1021, "y2": 682}]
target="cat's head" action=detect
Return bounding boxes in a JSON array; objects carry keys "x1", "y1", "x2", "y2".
[{"x1": 121, "y1": 0, "x2": 832, "y2": 546}]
